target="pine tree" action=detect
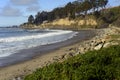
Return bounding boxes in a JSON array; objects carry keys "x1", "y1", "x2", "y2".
[{"x1": 28, "y1": 15, "x2": 34, "y2": 24}]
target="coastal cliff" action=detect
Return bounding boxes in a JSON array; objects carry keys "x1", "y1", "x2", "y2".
[
  {"x1": 21, "y1": 6, "x2": 120, "y2": 30},
  {"x1": 20, "y1": 0, "x2": 110, "y2": 29},
  {"x1": 40, "y1": 17, "x2": 97, "y2": 29},
  {"x1": 21, "y1": 18, "x2": 98, "y2": 30}
]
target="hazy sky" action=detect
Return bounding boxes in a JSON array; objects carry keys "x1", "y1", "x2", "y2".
[{"x1": 0, "y1": 0, "x2": 120, "y2": 26}]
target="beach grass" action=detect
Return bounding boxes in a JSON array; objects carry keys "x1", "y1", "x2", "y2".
[{"x1": 24, "y1": 45, "x2": 120, "y2": 80}]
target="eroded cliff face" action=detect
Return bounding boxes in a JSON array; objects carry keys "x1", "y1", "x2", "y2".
[
  {"x1": 37, "y1": 17, "x2": 98, "y2": 30},
  {"x1": 21, "y1": 17, "x2": 98, "y2": 30}
]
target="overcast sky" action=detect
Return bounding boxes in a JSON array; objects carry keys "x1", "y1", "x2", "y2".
[{"x1": 0, "y1": 0, "x2": 120, "y2": 26}]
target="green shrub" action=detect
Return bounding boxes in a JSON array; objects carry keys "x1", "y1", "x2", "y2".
[
  {"x1": 112, "y1": 18, "x2": 120, "y2": 27},
  {"x1": 100, "y1": 6, "x2": 120, "y2": 24},
  {"x1": 24, "y1": 45, "x2": 120, "y2": 80}
]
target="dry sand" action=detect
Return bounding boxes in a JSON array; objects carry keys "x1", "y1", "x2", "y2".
[{"x1": 0, "y1": 42, "x2": 80, "y2": 80}]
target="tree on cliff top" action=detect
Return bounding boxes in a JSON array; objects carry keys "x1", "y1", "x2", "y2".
[
  {"x1": 27, "y1": 0, "x2": 108, "y2": 25},
  {"x1": 28, "y1": 15, "x2": 34, "y2": 24}
]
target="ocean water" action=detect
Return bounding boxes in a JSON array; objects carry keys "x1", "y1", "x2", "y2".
[{"x1": 0, "y1": 28, "x2": 77, "y2": 57}]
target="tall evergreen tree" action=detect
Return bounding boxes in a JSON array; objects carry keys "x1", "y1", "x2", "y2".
[{"x1": 28, "y1": 15, "x2": 34, "y2": 24}]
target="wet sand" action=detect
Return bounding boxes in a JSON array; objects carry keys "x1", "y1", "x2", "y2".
[{"x1": 0, "y1": 30, "x2": 95, "y2": 80}]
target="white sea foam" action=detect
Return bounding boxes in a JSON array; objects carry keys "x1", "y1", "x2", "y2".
[
  {"x1": 0, "y1": 29, "x2": 77, "y2": 57},
  {"x1": 0, "y1": 30, "x2": 73, "y2": 43}
]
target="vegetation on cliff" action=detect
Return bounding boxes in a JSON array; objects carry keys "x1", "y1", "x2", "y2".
[
  {"x1": 31, "y1": 0, "x2": 108, "y2": 24},
  {"x1": 24, "y1": 45, "x2": 120, "y2": 80},
  {"x1": 21, "y1": 0, "x2": 120, "y2": 29},
  {"x1": 21, "y1": 0, "x2": 114, "y2": 29}
]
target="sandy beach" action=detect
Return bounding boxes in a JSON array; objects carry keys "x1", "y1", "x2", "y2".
[
  {"x1": 0, "y1": 0, "x2": 120, "y2": 79},
  {"x1": 0, "y1": 30, "x2": 95, "y2": 80}
]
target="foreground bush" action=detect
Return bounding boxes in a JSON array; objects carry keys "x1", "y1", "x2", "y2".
[{"x1": 24, "y1": 45, "x2": 120, "y2": 80}]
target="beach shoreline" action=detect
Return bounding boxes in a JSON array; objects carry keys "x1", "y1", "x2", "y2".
[
  {"x1": 0, "y1": 26, "x2": 119, "y2": 80},
  {"x1": 0, "y1": 30, "x2": 96, "y2": 80}
]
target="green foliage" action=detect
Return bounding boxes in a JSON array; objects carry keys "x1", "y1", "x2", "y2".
[
  {"x1": 101, "y1": 11, "x2": 117, "y2": 23},
  {"x1": 109, "y1": 6, "x2": 120, "y2": 27},
  {"x1": 34, "y1": 11, "x2": 48, "y2": 25},
  {"x1": 24, "y1": 45, "x2": 120, "y2": 80},
  {"x1": 113, "y1": 18, "x2": 120, "y2": 27},
  {"x1": 28, "y1": 15, "x2": 34, "y2": 24},
  {"x1": 100, "y1": 6, "x2": 120, "y2": 24}
]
